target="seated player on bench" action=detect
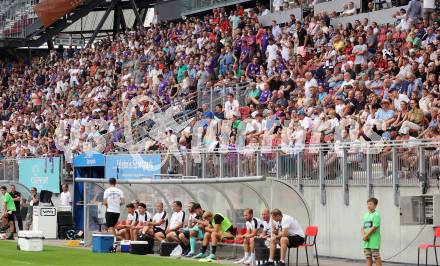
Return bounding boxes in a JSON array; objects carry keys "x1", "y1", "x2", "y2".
[
  {"x1": 178, "y1": 202, "x2": 206, "y2": 257},
  {"x1": 165, "y1": 201, "x2": 185, "y2": 243},
  {"x1": 176, "y1": 201, "x2": 195, "y2": 255},
  {"x1": 115, "y1": 203, "x2": 138, "y2": 240},
  {"x1": 262, "y1": 209, "x2": 305, "y2": 266},
  {"x1": 235, "y1": 208, "x2": 264, "y2": 265},
  {"x1": 194, "y1": 211, "x2": 236, "y2": 262},
  {"x1": 131, "y1": 202, "x2": 152, "y2": 241},
  {"x1": 142, "y1": 201, "x2": 168, "y2": 241},
  {"x1": 259, "y1": 208, "x2": 271, "y2": 240}
]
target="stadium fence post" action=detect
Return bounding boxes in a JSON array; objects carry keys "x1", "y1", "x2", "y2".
[
  {"x1": 319, "y1": 148, "x2": 326, "y2": 205},
  {"x1": 209, "y1": 86, "x2": 213, "y2": 112},
  {"x1": 201, "y1": 152, "x2": 206, "y2": 178},
  {"x1": 366, "y1": 151, "x2": 374, "y2": 198},
  {"x1": 418, "y1": 146, "x2": 428, "y2": 194},
  {"x1": 297, "y1": 151, "x2": 303, "y2": 194},
  {"x1": 219, "y1": 152, "x2": 224, "y2": 178},
  {"x1": 185, "y1": 153, "x2": 190, "y2": 176},
  {"x1": 237, "y1": 151, "x2": 241, "y2": 177},
  {"x1": 256, "y1": 150, "x2": 261, "y2": 176},
  {"x1": 276, "y1": 150, "x2": 280, "y2": 179},
  {"x1": 392, "y1": 147, "x2": 400, "y2": 207},
  {"x1": 342, "y1": 147, "x2": 349, "y2": 206}
]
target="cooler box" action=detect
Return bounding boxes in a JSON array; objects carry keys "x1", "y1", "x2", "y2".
[
  {"x1": 92, "y1": 234, "x2": 114, "y2": 253},
  {"x1": 17, "y1": 231, "x2": 44, "y2": 252},
  {"x1": 130, "y1": 241, "x2": 150, "y2": 255},
  {"x1": 120, "y1": 240, "x2": 131, "y2": 253}
]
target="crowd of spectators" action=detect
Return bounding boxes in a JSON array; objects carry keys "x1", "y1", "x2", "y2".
[{"x1": 0, "y1": 2, "x2": 439, "y2": 169}]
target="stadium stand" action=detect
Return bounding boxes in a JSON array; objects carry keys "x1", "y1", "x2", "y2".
[{"x1": 0, "y1": 0, "x2": 438, "y2": 177}]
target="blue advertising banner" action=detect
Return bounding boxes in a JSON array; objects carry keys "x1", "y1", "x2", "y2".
[
  {"x1": 19, "y1": 157, "x2": 61, "y2": 193},
  {"x1": 105, "y1": 154, "x2": 161, "y2": 179},
  {"x1": 73, "y1": 152, "x2": 105, "y2": 167}
]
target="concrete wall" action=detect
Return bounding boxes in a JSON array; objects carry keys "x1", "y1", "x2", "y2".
[
  {"x1": 258, "y1": 8, "x2": 303, "y2": 27},
  {"x1": 302, "y1": 185, "x2": 437, "y2": 265},
  {"x1": 314, "y1": 0, "x2": 362, "y2": 15},
  {"x1": 330, "y1": 6, "x2": 408, "y2": 26}
]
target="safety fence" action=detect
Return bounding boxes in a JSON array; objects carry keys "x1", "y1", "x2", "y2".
[
  {"x1": 160, "y1": 142, "x2": 435, "y2": 188},
  {"x1": 1, "y1": 140, "x2": 439, "y2": 200}
]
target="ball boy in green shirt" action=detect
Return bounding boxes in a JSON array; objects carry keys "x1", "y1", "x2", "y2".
[{"x1": 361, "y1": 197, "x2": 382, "y2": 266}]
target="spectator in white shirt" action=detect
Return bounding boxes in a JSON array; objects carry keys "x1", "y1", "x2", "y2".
[
  {"x1": 341, "y1": 2, "x2": 357, "y2": 16},
  {"x1": 273, "y1": 0, "x2": 284, "y2": 11},
  {"x1": 224, "y1": 93, "x2": 240, "y2": 119},
  {"x1": 304, "y1": 72, "x2": 318, "y2": 100},
  {"x1": 266, "y1": 39, "x2": 279, "y2": 65},
  {"x1": 59, "y1": 184, "x2": 72, "y2": 207}
]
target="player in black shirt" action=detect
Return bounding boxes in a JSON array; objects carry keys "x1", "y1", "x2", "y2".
[{"x1": 9, "y1": 185, "x2": 22, "y2": 231}]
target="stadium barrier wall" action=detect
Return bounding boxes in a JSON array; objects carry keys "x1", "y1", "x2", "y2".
[
  {"x1": 258, "y1": 7, "x2": 303, "y2": 27},
  {"x1": 330, "y1": 5, "x2": 409, "y2": 26}
]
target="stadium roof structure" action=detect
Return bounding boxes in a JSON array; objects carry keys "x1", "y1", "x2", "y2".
[{"x1": 0, "y1": 0, "x2": 155, "y2": 48}]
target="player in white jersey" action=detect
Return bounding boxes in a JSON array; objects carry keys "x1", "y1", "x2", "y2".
[
  {"x1": 235, "y1": 208, "x2": 264, "y2": 265},
  {"x1": 142, "y1": 202, "x2": 168, "y2": 241},
  {"x1": 263, "y1": 209, "x2": 305, "y2": 266},
  {"x1": 259, "y1": 209, "x2": 272, "y2": 239},
  {"x1": 131, "y1": 202, "x2": 152, "y2": 241},
  {"x1": 103, "y1": 178, "x2": 124, "y2": 237},
  {"x1": 178, "y1": 202, "x2": 196, "y2": 254},
  {"x1": 166, "y1": 201, "x2": 185, "y2": 243}
]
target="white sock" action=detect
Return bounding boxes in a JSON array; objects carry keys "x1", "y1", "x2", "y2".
[
  {"x1": 244, "y1": 252, "x2": 249, "y2": 259},
  {"x1": 268, "y1": 259, "x2": 274, "y2": 262},
  {"x1": 250, "y1": 253, "x2": 254, "y2": 258}
]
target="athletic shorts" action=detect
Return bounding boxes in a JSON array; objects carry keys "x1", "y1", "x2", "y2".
[
  {"x1": 182, "y1": 230, "x2": 190, "y2": 239},
  {"x1": 287, "y1": 235, "x2": 305, "y2": 248},
  {"x1": 364, "y1": 248, "x2": 380, "y2": 259},
  {"x1": 7, "y1": 212, "x2": 15, "y2": 222},
  {"x1": 105, "y1": 212, "x2": 120, "y2": 227},
  {"x1": 153, "y1": 227, "x2": 165, "y2": 235}
]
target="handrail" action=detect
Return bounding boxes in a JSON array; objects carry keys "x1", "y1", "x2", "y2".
[{"x1": 104, "y1": 138, "x2": 440, "y2": 155}]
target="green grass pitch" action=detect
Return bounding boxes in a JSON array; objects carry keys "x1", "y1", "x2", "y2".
[{"x1": 0, "y1": 240, "x2": 225, "y2": 266}]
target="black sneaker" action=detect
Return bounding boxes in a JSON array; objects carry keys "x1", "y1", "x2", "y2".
[
  {"x1": 262, "y1": 262, "x2": 275, "y2": 266},
  {"x1": 7, "y1": 234, "x2": 14, "y2": 240},
  {"x1": 278, "y1": 262, "x2": 286, "y2": 266},
  {"x1": 182, "y1": 246, "x2": 190, "y2": 256}
]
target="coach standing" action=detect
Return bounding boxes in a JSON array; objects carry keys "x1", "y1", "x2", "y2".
[
  {"x1": 103, "y1": 178, "x2": 124, "y2": 237},
  {"x1": 9, "y1": 185, "x2": 22, "y2": 231}
]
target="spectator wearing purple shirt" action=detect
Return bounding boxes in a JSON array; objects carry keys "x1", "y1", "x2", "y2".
[
  {"x1": 126, "y1": 80, "x2": 138, "y2": 100},
  {"x1": 259, "y1": 83, "x2": 272, "y2": 105},
  {"x1": 158, "y1": 74, "x2": 168, "y2": 97},
  {"x1": 246, "y1": 57, "x2": 260, "y2": 79}
]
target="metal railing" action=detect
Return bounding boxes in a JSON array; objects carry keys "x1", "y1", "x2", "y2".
[
  {"x1": 1, "y1": 140, "x2": 439, "y2": 206},
  {"x1": 154, "y1": 140, "x2": 436, "y2": 181},
  {"x1": 156, "y1": 140, "x2": 439, "y2": 206}
]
